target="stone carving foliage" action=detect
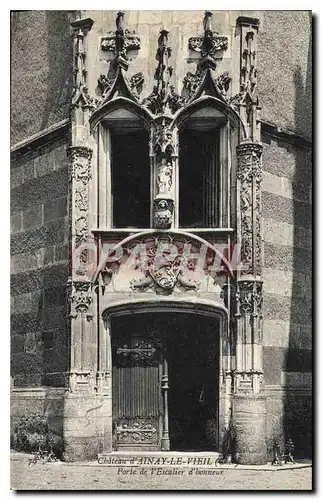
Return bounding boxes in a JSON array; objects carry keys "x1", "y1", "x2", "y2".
[
  {"x1": 215, "y1": 72, "x2": 231, "y2": 98},
  {"x1": 100, "y1": 11, "x2": 140, "y2": 70},
  {"x1": 188, "y1": 11, "x2": 228, "y2": 70},
  {"x1": 188, "y1": 34, "x2": 228, "y2": 55},
  {"x1": 151, "y1": 117, "x2": 175, "y2": 157},
  {"x1": 228, "y1": 92, "x2": 243, "y2": 111},
  {"x1": 101, "y1": 31, "x2": 140, "y2": 54},
  {"x1": 97, "y1": 74, "x2": 115, "y2": 99},
  {"x1": 129, "y1": 72, "x2": 144, "y2": 98},
  {"x1": 236, "y1": 142, "x2": 263, "y2": 274},
  {"x1": 68, "y1": 147, "x2": 92, "y2": 248},
  {"x1": 144, "y1": 29, "x2": 184, "y2": 115}
]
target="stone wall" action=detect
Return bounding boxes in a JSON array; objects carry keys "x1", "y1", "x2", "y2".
[
  {"x1": 261, "y1": 132, "x2": 312, "y2": 457},
  {"x1": 11, "y1": 135, "x2": 70, "y2": 388},
  {"x1": 11, "y1": 387, "x2": 66, "y2": 436},
  {"x1": 11, "y1": 10, "x2": 75, "y2": 145},
  {"x1": 258, "y1": 10, "x2": 312, "y2": 140}
]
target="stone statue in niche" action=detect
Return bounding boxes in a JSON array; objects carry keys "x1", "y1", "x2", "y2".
[{"x1": 156, "y1": 158, "x2": 173, "y2": 198}]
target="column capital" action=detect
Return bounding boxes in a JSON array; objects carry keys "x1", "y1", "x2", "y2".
[
  {"x1": 70, "y1": 17, "x2": 94, "y2": 35},
  {"x1": 236, "y1": 140, "x2": 263, "y2": 155},
  {"x1": 236, "y1": 16, "x2": 260, "y2": 29},
  {"x1": 67, "y1": 370, "x2": 97, "y2": 395},
  {"x1": 68, "y1": 145, "x2": 93, "y2": 163}
]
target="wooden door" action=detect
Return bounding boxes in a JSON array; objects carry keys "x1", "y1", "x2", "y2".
[{"x1": 112, "y1": 334, "x2": 163, "y2": 451}]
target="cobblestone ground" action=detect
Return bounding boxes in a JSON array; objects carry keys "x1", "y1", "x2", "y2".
[{"x1": 10, "y1": 453, "x2": 312, "y2": 491}]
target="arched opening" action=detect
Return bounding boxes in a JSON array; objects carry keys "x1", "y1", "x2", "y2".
[
  {"x1": 91, "y1": 98, "x2": 153, "y2": 229},
  {"x1": 109, "y1": 118, "x2": 150, "y2": 229},
  {"x1": 90, "y1": 96, "x2": 155, "y2": 229},
  {"x1": 173, "y1": 97, "x2": 240, "y2": 229},
  {"x1": 179, "y1": 107, "x2": 225, "y2": 228},
  {"x1": 103, "y1": 301, "x2": 227, "y2": 452}
]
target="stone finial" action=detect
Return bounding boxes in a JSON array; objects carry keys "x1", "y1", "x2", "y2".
[
  {"x1": 188, "y1": 10, "x2": 228, "y2": 71},
  {"x1": 100, "y1": 11, "x2": 140, "y2": 71},
  {"x1": 144, "y1": 29, "x2": 184, "y2": 115}
]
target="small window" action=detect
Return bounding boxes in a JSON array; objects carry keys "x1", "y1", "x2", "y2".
[
  {"x1": 179, "y1": 128, "x2": 220, "y2": 228},
  {"x1": 111, "y1": 129, "x2": 150, "y2": 229},
  {"x1": 42, "y1": 330, "x2": 54, "y2": 351}
]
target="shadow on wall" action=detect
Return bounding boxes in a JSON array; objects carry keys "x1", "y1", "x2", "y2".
[
  {"x1": 42, "y1": 10, "x2": 74, "y2": 131},
  {"x1": 284, "y1": 11, "x2": 312, "y2": 459}
]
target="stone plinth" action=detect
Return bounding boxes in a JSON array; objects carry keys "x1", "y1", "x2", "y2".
[
  {"x1": 233, "y1": 395, "x2": 267, "y2": 465},
  {"x1": 63, "y1": 392, "x2": 112, "y2": 462}
]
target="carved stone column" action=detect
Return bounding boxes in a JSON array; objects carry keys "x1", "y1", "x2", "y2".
[
  {"x1": 96, "y1": 314, "x2": 113, "y2": 453},
  {"x1": 233, "y1": 139, "x2": 266, "y2": 464},
  {"x1": 63, "y1": 17, "x2": 101, "y2": 462},
  {"x1": 144, "y1": 30, "x2": 181, "y2": 230},
  {"x1": 151, "y1": 116, "x2": 177, "y2": 230}
]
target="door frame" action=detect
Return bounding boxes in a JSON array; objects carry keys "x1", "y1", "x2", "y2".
[{"x1": 102, "y1": 297, "x2": 230, "y2": 453}]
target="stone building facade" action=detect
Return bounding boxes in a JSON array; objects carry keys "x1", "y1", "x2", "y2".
[{"x1": 11, "y1": 10, "x2": 312, "y2": 463}]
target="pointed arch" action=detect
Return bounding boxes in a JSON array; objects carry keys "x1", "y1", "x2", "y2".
[
  {"x1": 172, "y1": 95, "x2": 247, "y2": 139},
  {"x1": 90, "y1": 95, "x2": 154, "y2": 133}
]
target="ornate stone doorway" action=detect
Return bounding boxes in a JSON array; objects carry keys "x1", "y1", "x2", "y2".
[{"x1": 110, "y1": 309, "x2": 221, "y2": 452}]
